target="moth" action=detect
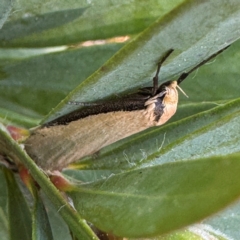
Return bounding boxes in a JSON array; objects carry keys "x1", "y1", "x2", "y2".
[{"x1": 25, "y1": 47, "x2": 229, "y2": 171}]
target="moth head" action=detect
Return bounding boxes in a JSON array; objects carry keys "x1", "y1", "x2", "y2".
[
  {"x1": 161, "y1": 80, "x2": 188, "y2": 104},
  {"x1": 162, "y1": 80, "x2": 178, "y2": 104},
  {"x1": 145, "y1": 80, "x2": 184, "y2": 107}
]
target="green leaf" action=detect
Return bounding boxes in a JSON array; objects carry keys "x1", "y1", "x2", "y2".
[
  {"x1": 130, "y1": 228, "x2": 202, "y2": 240},
  {"x1": 0, "y1": 208, "x2": 8, "y2": 240},
  {"x1": 69, "y1": 154, "x2": 240, "y2": 238},
  {"x1": 4, "y1": 168, "x2": 32, "y2": 240},
  {"x1": 187, "y1": 224, "x2": 231, "y2": 240},
  {"x1": 42, "y1": 0, "x2": 240, "y2": 123},
  {"x1": 0, "y1": 124, "x2": 99, "y2": 240},
  {"x1": 0, "y1": 0, "x2": 185, "y2": 47},
  {"x1": 32, "y1": 190, "x2": 53, "y2": 240},
  {"x1": 2, "y1": 1, "x2": 240, "y2": 239},
  {"x1": 130, "y1": 224, "x2": 232, "y2": 239},
  {"x1": 0, "y1": 43, "x2": 123, "y2": 127},
  {"x1": 21, "y1": 1, "x2": 240, "y2": 172},
  {"x1": 0, "y1": 168, "x2": 9, "y2": 240},
  {"x1": 40, "y1": 192, "x2": 73, "y2": 240},
  {"x1": 204, "y1": 199, "x2": 240, "y2": 239},
  {"x1": 1, "y1": 1, "x2": 240, "y2": 127},
  {"x1": 0, "y1": 0, "x2": 12, "y2": 29},
  {"x1": 63, "y1": 28, "x2": 240, "y2": 173}
]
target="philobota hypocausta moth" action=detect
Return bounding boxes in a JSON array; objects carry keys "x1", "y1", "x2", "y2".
[{"x1": 25, "y1": 46, "x2": 230, "y2": 171}]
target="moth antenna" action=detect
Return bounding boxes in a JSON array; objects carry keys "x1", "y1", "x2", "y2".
[
  {"x1": 176, "y1": 84, "x2": 188, "y2": 98},
  {"x1": 152, "y1": 49, "x2": 174, "y2": 96},
  {"x1": 177, "y1": 45, "x2": 230, "y2": 85}
]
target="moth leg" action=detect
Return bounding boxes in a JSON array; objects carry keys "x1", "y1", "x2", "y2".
[{"x1": 177, "y1": 45, "x2": 230, "y2": 85}]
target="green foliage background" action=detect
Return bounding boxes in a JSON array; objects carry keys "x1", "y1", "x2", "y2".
[{"x1": 0, "y1": 0, "x2": 240, "y2": 239}]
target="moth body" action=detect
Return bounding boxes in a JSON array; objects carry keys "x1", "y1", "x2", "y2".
[
  {"x1": 25, "y1": 46, "x2": 229, "y2": 171},
  {"x1": 25, "y1": 81, "x2": 179, "y2": 170}
]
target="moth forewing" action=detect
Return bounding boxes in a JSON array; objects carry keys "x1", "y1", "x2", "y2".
[
  {"x1": 25, "y1": 81, "x2": 180, "y2": 170},
  {"x1": 25, "y1": 110, "x2": 159, "y2": 170}
]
